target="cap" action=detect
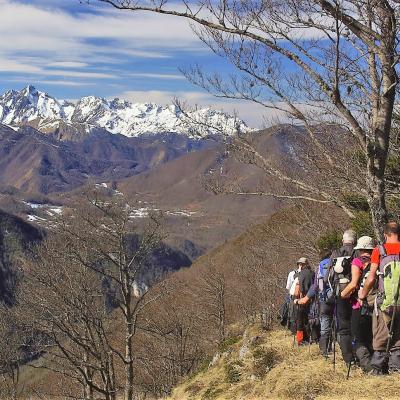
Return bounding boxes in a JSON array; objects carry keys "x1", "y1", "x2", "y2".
[
  {"x1": 354, "y1": 236, "x2": 375, "y2": 250},
  {"x1": 297, "y1": 257, "x2": 309, "y2": 265}
]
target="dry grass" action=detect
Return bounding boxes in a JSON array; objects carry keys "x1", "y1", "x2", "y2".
[{"x1": 169, "y1": 327, "x2": 400, "y2": 400}]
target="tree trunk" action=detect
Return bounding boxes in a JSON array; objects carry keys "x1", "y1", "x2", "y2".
[
  {"x1": 83, "y1": 349, "x2": 94, "y2": 400},
  {"x1": 124, "y1": 321, "x2": 134, "y2": 400},
  {"x1": 365, "y1": 8, "x2": 398, "y2": 241},
  {"x1": 124, "y1": 295, "x2": 134, "y2": 400},
  {"x1": 366, "y1": 164, "x2": 388, "y2": 241}
]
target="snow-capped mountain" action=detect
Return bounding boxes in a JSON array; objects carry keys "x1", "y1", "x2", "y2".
[{"x1": 0, "y1": 86, "x2": 252, "y2": 138}]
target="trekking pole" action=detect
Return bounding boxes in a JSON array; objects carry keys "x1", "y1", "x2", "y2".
[
  {"x1": 333, "y1": 304, "x2": 337, "y2": 372},
  {"x1": 292, "y1": 303, "x2": 298, "y2": 348},
  {"x1": 384, "y1": 273, "x2": 400, "y2": 364},
  {"x1": 346, "y1": 358, "x2": 352, "y2": 380},
  {"x1": 325, "y1": 316, "x2": 335, "y2": 361}
]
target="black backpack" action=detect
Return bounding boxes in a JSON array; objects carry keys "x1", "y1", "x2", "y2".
[{"x1": 326, "y1": 247, "x2": 354, "y2": 303}]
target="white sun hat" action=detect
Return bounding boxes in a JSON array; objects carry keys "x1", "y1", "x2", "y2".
[{"x1": 354, "y1": 236, "x2": 375, "y2": 250}]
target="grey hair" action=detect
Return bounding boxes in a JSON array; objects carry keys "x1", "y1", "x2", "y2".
[{"x1": 342, "y1": 229, "x2": 357, "y2": 244}]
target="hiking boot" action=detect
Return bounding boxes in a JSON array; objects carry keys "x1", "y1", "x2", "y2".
[
  {"x1": 388, "y1": 368, "x2": 400, "y2": 375},
  {"x1": 297, "y1": 341, "x2": 309, "y2": 347},
  {"x1": 368, "y1": 369, "x2": 385, "y2": 376}
]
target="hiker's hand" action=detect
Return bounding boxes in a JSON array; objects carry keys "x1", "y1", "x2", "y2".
[{"x1": 297, "y1": 297, "x2": 308, "y2": 305}]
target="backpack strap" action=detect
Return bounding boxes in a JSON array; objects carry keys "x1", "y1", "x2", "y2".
[{"x1": 378, "y1": 245, "x2": 387, "y2": 258}]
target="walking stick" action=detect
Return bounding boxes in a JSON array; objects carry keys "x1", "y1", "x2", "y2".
[
  {"x1": 346, "y1": 358, "x2": 352, "y2": 380},
  {"x1": 292, "y1": 302, "x2": 298, "y2": 348},
  {"x1": 333, "y1": 305, "x2": 337, "y2": 372}
]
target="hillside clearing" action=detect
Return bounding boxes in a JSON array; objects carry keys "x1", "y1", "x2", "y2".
[{"x1": 169, "y1": 327, "x2": 400, "y2": 400}]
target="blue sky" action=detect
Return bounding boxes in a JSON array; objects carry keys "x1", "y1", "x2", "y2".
[{"x1": 0, "y1": 0, "x2": 270, "y2": 127}]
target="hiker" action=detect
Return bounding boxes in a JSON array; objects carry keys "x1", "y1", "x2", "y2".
[
  {"x1": 286, "y1": 262, "x2": 302, "y2": 334},
  {"x1": 286, "y1": 263, "x2": 301, "y2": 294},
  {"x1": 340, "y1": 236, "x2": 375, "y2": 372},
  {"x1": 298, "y1": 250, "x2": 332, "y2": 355},
  {"x1": 326, "y1": 229, "x2": 356, "y2": 365},
  {"x1": 293, "y1": 257, "x2": 314, "y2": 345},
  {"x1": 360, "y1": 222, "x2": 400, "y2": 374}
]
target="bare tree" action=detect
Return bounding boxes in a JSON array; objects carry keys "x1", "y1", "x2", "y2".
[
  {"x1": 199, "y1": 268, "x2": 227, "y2": 344},
  {"x1": 0, "y1": 306, "x2": 26, "y2": 400},
  {"x1": 21, "y1": 192, "x2": 165, "y2": 400},
  {"x1": 94, "y1": 0, "x2": 400, "y2": 239},
  {"x1": 134, "y1": 280, "x2": 205, "y2": 397},
  {"x1": 21, "y1": 229, "x2": 119, "y2": 400}
]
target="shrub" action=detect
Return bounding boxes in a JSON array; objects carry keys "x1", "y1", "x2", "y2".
[
  {"x1": 252, "y1": 348, "x2": 281, "y2": 378},
  {"x1": 342, "y1": 193, "x2": 370, "y2": 212},
  {"x1": 201, "y1": 383, "x2": 223, "y2": 400},
  {"x1": 315, "y1": 231, "x2": 342, "y2": 254},
  {"x1": 281, "y1": 376, "x2": 328, "y2": 400},
  {"x1": 218, "y1": 336, "x2": 241, "y2": 353},
  {"x1": 186, "y1": 382, "x2": 204, "y2": 397},
  {"x1": 189, "y1": 356, "x2": 213, "y2": 380},
  {"x1": 225, "y1": 361, "x2": 243, "y2": 383},
  {"x1": 351, "y1": 211, "x2": 374, "y2": 238}
]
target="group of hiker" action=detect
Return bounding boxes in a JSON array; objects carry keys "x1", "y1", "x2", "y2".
[{"x1": 281, "y1": 221, "x2": 400, "y2": 375}]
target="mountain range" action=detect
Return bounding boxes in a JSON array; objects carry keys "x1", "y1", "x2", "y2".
[
  {"x1": 0, "y1": 86, "x2": 321, "y2": 258},
  {"x1": 0, "y1": 86, "x2": 251, "y2": 139}
]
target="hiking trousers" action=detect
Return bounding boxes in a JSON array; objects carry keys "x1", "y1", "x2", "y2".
[
  {"x1": 336, "y1": 297, "x2": 353, "y2": 364},
  {"x1": 370, "y1": 308, "x2": 400, "y2": 372},
  {"x1": 296, "y1": 304, "x2": 310, "y2": 343},
  {"x1": 319, "y1": 302, "x2": 333, "y2": 355},
  {"x1": 289, "y1": 300, "x2": 298, "y2": 335},
  {"x1": 351, "y1": 308, "x2": 373, "y2": 371}
]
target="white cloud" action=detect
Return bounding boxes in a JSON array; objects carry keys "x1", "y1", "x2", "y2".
[
  {"x1": 0, "y1": 58, "x2": 43, "y2": 74},
  {"x1": 0, "y1": 55, "x2": 116, "y2": 79},
  {"x1": 128, "y1": 73, "x2": 185, "y2": 80},
  {"x1": 0, "y1": 0, "x2": 200, "y2": 55},
  {"x1": 36, "y1": 80, "x2": 95, "y2": 87},
  {"x1": 0, "y1": 0, "x2": 203, "y2": 87},
  {"x1": 47, "y1": 61, "x2": 90, "y2": 68}
]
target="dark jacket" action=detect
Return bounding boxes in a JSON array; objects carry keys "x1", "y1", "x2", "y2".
[{"x1": 299, "y1": 268, "x2": 314, "y2": 296}]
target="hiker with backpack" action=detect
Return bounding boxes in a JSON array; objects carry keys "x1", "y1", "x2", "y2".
[
  {"x1": 360, "y1": 222, "x2": 400, "y2": 374},
  {"x1": 325, "y1": 230, "x2": 357, "y2": 366},
  {"x1": 340, "y1": 236, "x2": 376, "y2": 372},
  {"x1": 293, "y1": 258, "x2": 314, "y2": 345},
  {"x1": 297, "y1": 250, "x2": 332, "y2": 356}
]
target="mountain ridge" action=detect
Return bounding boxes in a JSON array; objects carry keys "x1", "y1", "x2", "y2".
[{"x1": 0, "y1": 86, "x2": 252, "y2": 139}]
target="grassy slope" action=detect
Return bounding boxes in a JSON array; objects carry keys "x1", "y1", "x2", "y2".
[{"x1": 169, "y1": 327, "x2": 400, "y2": 400}]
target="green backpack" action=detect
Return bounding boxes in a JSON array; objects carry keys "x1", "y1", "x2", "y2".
[{"x1": 378, "y1": 245, "x2": 400, "y2": 312}]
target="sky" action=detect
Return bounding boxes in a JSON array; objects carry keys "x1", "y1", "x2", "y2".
[{"x1": 0, "y1": 0, "x2": 271, "y2": 127}]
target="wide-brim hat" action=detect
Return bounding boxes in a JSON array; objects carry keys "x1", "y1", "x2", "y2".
[{"x1": 354, "y1": 236, "x2": 375, "y2": 250}]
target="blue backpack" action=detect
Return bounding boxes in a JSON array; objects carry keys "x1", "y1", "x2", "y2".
[{"x1": 318, "y1": 258, "x2": 331, "y2": 301}]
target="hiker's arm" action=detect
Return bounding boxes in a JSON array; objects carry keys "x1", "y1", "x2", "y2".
[
  {"x1": 298, "y1": 282, "x2": 317, "y2": 305},
  {"x1": 341, "y1": 265, "x2": 361, "y2": 299},
  {"x1": 360, "y1": 263, "x2": 378, "y2": 299},
  {"x1": 297, "y1": 295, "x2": 310, "y2": 305}
]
